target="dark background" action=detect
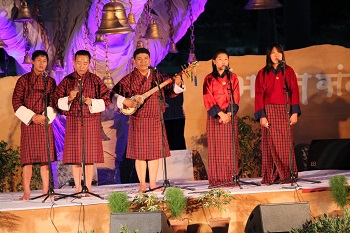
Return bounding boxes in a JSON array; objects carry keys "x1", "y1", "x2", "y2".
[{"x1": 158, "y1": 0, "x2": 350, "y2": 72}]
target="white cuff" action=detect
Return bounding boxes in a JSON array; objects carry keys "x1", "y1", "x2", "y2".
[
  {"x1": 112, "y1": 93, "x2": 126, "y2": 109},
  {"x1": 89, "y1": 99, "x2": 106, "y2": 113},
  {"x1": 45, "y1": 107, "x2": 57, "y2": 124},
  {"x1": 15, "y1": 106, "x2": 35, "y2": 126},
  {"x1": 58, "y1": 96, "x2": 71, "y2": 111},
  {"x1": 174, "y1": 83, "x2": 186, "y2": 94}
]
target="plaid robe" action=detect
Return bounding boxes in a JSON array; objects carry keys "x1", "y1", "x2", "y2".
[
  {"x1": 254, "y1": 65, "x2": 301, "y2": 184},
  {"x1": 12, "y1": 71, "x2": 57, "y2": 165},
  {"x1": 55, "y1": 72, "x2": 111, "y2": 164},
  {"x1": 203, "y1": 72, "x2": 240, "y2": 187},
  {"x1": 112, "y1": 68, "x2": 177, "y2": 160},
  {"x1": 261, "y1": 105, "x2": 298, "y2": 184}
]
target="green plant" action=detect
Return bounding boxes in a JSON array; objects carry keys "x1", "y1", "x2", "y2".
[
  {"x1": 238, "y1": 115, "x2": 262, "y2": 178},
  {"x1": 120, "y1": 224, "x2": 139, "y2": 233},
  {"x1": 0, "y1": 141, "x2": 21, "y2": 192},
  {"x1": 197, "y1": 188, "x2": 234, "y2": 218},
  {"x1": 131, "y1": 193, "x2": 162, "y2": 212},
  {"x1": 290, "y1": 208, "x2": 350, "y2": 233},
  {"x1": 108, "y1": 191, "x2": 130, "y2": 213},
  {"x1": 330, "y1": 175, "x2": 350, "y2": 209},
  {"x1": 165, "y1": 187, "x2": 187, "y2": 219}
]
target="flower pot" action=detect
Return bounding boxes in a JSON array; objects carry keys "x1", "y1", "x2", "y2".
[
  {"x1": 208, "y1": 217, "x2": 231, "y2": 233},
  {"x1": 169, "y1": 219, "x2": 189, "y2": 233}
]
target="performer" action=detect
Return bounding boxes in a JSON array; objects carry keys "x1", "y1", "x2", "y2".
[
  {"x1": 111, "y1": 48, "x2": 185, "y2": 193},
  {"x1": 203, "y1": 49, "x2": 240, "y2": 187},
  {"x1": 55, "y1": 50, "x2": 111, "y2": 194},
  {"x1": 12, "y1": 50, "x2": 57, "y2": 200},
  {"x1": 254, "y1": 43, "x2": 301, "y2": 184}
]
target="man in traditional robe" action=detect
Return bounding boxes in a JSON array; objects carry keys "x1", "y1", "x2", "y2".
[
  {"x1": 55, "y1": 50, "x2": 111, "y2": 194},
  {"x1": 111, "y1": 48, "x2": 185, "y2": 193},
  {"x1": 12, "y1": 50, "x2": 57, "y2": 200}
]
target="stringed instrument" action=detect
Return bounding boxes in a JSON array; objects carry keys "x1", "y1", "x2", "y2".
[{"x1": 120, "y1": 61, "x2": 198, "y2": 115}]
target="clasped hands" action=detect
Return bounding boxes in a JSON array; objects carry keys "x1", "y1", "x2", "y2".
[
  {"x1": 218, "y1": 111, "x2": 232, "y2": 124},
  {"x1": 69, "y1": 90, "x2": 92, "y2": 105},
  {"x1": 32, "y1": 114, "x2": 46, "y2": 126}
]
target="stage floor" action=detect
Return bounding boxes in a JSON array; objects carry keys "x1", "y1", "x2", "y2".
[{"x1": 0, "y1": 169, "x2": 348, "y2": 233}]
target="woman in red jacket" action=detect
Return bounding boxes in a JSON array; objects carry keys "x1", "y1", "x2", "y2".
[{"x1": 255, "y1": 43, "x2": 301, "y2": 184}]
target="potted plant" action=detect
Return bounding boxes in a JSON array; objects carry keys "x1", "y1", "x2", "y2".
[
  {"x1": 165, "y1": 187, "x2": 189, "y2": 233},
  {"x1": 197, "y1": 188, "x2": 234, "y2": 233}
]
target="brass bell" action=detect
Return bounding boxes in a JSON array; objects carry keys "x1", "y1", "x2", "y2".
[
  {"x1": 112, "y1": 0, "x2": 128, "y2": 25},
  {"x1": 244, "y1": 0, "x2": 283, "y2": 10},
  {"x1": 168, "y1": 41, "x2": 178, "y2": 54},
  {"x1": 102, "y1": 75, "x2": 115, "y2": 89},
  {"x1": 127, "y1": 12, "x2": 136, "y2": 24},
  {"x1": 0, "y1": 37, "x2": 8, "y2": 48},
  {"x1": 187, "y1": 52, "x2": 197, "y2": 63},
  {"x1": 97, "y1": 1, "x2": 134, "y2": 34},
  {"x1": 136, "y1": 40, "x2": 144, "y2": 49},
  {"x1": 23, "y1": 53, "x2": 32, "y2": 64},
  {"x1": 94, "y1": 34, "x2": 105, "y2": 44},
  {"x1": 14, "y1": 0, "x2": 33, "y2": 22},
  {"x1": 53, "y1": 59, "x2": 64, "y2": 72},
  {"x1": 142, "y1": 20, "x2": 163, "y2": 39}
]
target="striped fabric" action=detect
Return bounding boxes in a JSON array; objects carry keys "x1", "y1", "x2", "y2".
[
  {"x1": 261, "y1": 104, "x2": 298, "y2": 184},
  {"x1": 206, "y1": 114, "x2": 240, "y2": 187},
  {"x1": 12, "y1": 71, "x2": 57, "y2": 164}
]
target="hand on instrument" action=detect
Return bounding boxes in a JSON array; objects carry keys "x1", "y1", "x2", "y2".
[
  {"x1": 123, "y1": 98, "x2": 138, "y2": 108},
  {"x1": 174, "y1": 75, "x2": 183, "y2": 86}
]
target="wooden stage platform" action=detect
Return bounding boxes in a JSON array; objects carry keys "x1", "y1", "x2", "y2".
[{"x1": 0, "y1": 169, "x2": 347, "y2": 233}]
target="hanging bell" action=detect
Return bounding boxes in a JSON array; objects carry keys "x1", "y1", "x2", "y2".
[
  {"x1": 102, "y1": 75, "x2": 115, "y2": 89},
  {"x1": 168, "y1": 41, "x2": 178, "y2": 54},
  {"x1": 94, "y1": 34, "x2": 105, "y2": 44},
  {"x1": 136, "y1": 40, "x2": 144, "y2": 49},
  {"x1": 53, "y1": 59, "x2": 64, "y2": 72},
  {"x1": 244, "y1": 0, "x2": 283, "y2": 10},
  {"x1": 112, "y1": 0, "x2": 128, "y2": 25},
  {"x1": 127, "y1": 12, "x2": 136, "y2": 24},
  {"x1": 23, "y1": 53, "x2": 32, "y2": 64},
  {"x1": 97, "y1": 1, "x2": 134, "y2": 34},
  {"x1": 0, "y1": 37, "x2": 8, "y2": 48},
  {"x1": 14, "y1": 0, "x2": 33, "y2": 22},
  {"x1": 142, "y1": 20, "x2": 163, "y2": 39},
  {"x1": 187, "y1": 52, "x2": 197, "y2": 63}
]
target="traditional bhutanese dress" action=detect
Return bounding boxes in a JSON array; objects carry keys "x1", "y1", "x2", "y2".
[
  {"x1": 55, "y1": 72, "x2": 111, "y2": 164},
  {"x1": 203, "y1": 71, "x2": 240, "y2": 187},
  {"x1": 112, "y1": 68, "x2": 183, "y2": 161},
  {"x1": 254, "y1": 65, "x2": 301, "y2": 184},
  {"x1": 12, "y1": 71, "x2": 57, "y2": 165}
]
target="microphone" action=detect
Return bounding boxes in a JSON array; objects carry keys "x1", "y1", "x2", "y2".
[
  {"x1": 148, "y1": 66, "x2": 157, "y2": 70},
  {"x1": 42, "y1": 71, "x2": 48, "y2": 77},
  {"x1": 224, "y1": 66, "x2": 233, "y2": 72},
  {"x1": 278, "y1": 60, "x2": 285, "y2": 64}
]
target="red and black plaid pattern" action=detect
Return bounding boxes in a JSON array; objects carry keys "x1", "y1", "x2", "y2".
[
  {"x1": 113, "y1": 68, "x2": 175, "y2": 160},
  {"x1": 62, "y1": 116, "x2": 103, "y2": 164},
  {"x1": 261, "y1": 104, "x2": 298, "y2": 184},
  {"x1": 206, "y1": 114, "x2": 240, "y2": 187},
  {"x1": 12, "y1": 71, "x2": 57, "y2": 164},
  {"x1": 56, "y1": 72, "x2": 111, "y2": 164}
]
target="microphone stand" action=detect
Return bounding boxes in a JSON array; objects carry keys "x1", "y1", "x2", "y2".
[
  {"x1": 144, "y1": 68, "x2": 194, "y2": 194},
  {"x1": 210, "y1": 69, "x2": 260, "y2": 189},
  {"x1": 273, "y1": 62, "x2": 320, "y2": 188},
  {"x1": 31, "y1": 72, "x2": 69, "y2": 202},
  {"x1": 56, "y1": 78, "x2": 103, "y2": 200}
]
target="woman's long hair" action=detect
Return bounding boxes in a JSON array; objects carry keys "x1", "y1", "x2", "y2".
[
  {"x1": 263, "y1": 43, "x2": 286, "y2": 75},
  {"x1": 211, "y1": 49, "x2": 229, "y2": 78}
]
